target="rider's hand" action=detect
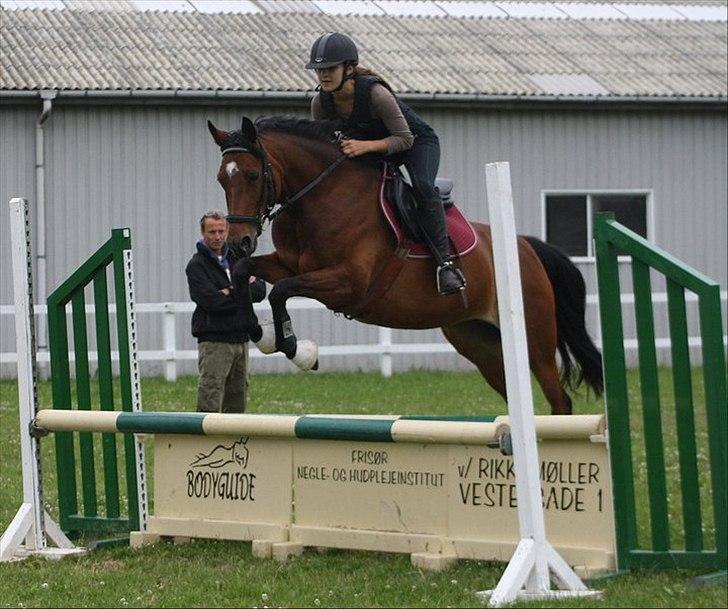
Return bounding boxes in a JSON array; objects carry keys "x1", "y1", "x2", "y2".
[{"x1": 340, "y1": 139, "x2": 374, "y2": 158}]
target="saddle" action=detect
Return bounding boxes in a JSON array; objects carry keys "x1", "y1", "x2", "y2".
[
  {"x1": 380, "y1": 164, "x2": 478, "y2": 259},
  {"x1": 344, "y1": 164, "x2": 478, "y2": 319}
]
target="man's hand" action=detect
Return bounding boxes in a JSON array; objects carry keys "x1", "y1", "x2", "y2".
[{"x1": 219, "y1": 287, "x2": 231, "y2": 296}]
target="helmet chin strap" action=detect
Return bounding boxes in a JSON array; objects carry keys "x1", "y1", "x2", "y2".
[{"x1": 331, "y1": 64, "x2": 355, "y2": 93}]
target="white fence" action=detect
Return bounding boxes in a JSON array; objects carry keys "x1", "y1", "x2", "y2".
[{"x1": 1, "y1": 293, "x2": 726, "y2": 381}]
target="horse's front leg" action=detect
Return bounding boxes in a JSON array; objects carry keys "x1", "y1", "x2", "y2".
[
  {"x1": 232, "y1": 252, "x2": 294, "y2": 354},
  {"x1": 268, "y1": 266, "x2": 356, "y2": 371}
]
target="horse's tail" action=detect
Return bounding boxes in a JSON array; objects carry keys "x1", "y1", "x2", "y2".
[{"x1": 523, "y1": 236, "x2": 604, "y2": 397}]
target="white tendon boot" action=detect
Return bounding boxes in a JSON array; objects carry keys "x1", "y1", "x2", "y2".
[
  {"x1": 291, "y1": 339, "x2": 319, "y2": 371},
  {"x1": 254, "y1": 319, "x2": 276, "y2": 354}
]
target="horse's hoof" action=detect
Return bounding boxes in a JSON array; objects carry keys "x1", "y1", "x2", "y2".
[
  {"x1": 291, "y1": 339, "x2": 318, "y2": 371},
  {"x1": 254, "y1": 319, "x2": 276, "y2": 354}
]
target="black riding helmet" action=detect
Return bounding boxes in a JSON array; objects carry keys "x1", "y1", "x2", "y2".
[{"x1": 305, "y1": 32, "x2": 358, "y2": 69}]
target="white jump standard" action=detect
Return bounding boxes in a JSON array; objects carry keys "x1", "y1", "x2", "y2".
[{"x1": 0, "y1": 198, "x2": 85, "y2": 562}]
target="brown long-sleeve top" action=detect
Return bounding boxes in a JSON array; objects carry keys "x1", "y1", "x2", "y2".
[{"x1": 310, "y1": 83, "x2": 415, "y2": 155}]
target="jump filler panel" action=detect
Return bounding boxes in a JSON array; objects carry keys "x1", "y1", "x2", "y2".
[{"x1": 137, "y1": 415, "x2": 614, "y2": 576}]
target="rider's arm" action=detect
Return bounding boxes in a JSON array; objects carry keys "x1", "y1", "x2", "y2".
[
  {"x1": 369, "y1": 84, "x2": 414, "y2": 154},
  {"x1": 312, "y1": 86, "x2": 413, "y2": 157}
]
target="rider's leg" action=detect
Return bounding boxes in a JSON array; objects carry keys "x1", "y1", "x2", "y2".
[
  {"x1": 405, "y1": 137, "x2": 465, "y2": 295},
  {"x1": 416, "y1": 198, "x2": 466, "y2": 294}
]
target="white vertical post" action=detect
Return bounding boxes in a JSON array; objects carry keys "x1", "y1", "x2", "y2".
[
  {"x1": 5, "y1": 197, "x2": 44, "y2": 556},
  {"x1": 1, "y1": 198, "x2": 83, "y2": 562},
  {"x1": 163, "y1": 303, "x2": 177, "y2": 382},
  {"x1": 379, "y1": 326, "x2": 392, "y2": 378},
  {"x1": 477, "y1": 163, "x2": 600, "y2": 605},
  {"x1": 122, "y1": 241, "x2": 149, "y2": 533}
]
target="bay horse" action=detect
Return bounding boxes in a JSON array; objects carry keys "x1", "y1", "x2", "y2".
[{"x1": 207, "y1": 116, "x2": 603, "y2": 415}]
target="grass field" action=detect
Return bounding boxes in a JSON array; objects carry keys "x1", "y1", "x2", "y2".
[{"x1": 1, "y1": 371, "x2": 726, "y2": 608}]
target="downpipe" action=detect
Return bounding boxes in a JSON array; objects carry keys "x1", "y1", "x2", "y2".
[{"x1": 35, "y1": 90, "x2": 56, "y2": 355}]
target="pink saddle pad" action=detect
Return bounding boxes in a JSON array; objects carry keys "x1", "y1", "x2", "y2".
[{"x1": 379, "y1": 168, "x2": 478, "y2": 259}]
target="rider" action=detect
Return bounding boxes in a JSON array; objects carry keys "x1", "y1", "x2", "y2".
[{"x1": 306, "y1": 32, "x2": 466, "y2": 295}]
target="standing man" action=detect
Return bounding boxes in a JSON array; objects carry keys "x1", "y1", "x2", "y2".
[{"x1": 186, "y1": 211, "x2": 266, "y2": 413}]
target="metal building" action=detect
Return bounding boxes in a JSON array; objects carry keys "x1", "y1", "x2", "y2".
[{"x1": 1, "y1": 0, "x2": 726, "y2": 377}]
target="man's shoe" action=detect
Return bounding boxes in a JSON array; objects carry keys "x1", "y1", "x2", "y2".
[{"x1": 436, "y1": 261, "x2": 466, "y2": 295}]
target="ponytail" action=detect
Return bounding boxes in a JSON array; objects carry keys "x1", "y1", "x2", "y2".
[{"x1": 351, "y1": 65, "x2": 393, "y2": 90}]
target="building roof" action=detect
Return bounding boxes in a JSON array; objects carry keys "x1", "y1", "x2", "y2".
[{"x1": 1, "y1": 0, "x2": 726, "y2": 101}]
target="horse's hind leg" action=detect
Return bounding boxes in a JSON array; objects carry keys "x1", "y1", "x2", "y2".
[
  {"x1": 523, "y1": 284, "x2": 573, "y2": 415},
  {"x1": 442, "y1": 320, "x2": 508, "y2": 403},
  {"x1": 443, "y1": 320, "x2": 572, "y2": 415},
  {"x1": 531, "y1": 358, "x2": 572, "y2": 415}
]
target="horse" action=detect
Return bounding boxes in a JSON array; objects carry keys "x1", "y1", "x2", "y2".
[{"x1": 207, "y1": 116, "x2": 603, "y2": 415}]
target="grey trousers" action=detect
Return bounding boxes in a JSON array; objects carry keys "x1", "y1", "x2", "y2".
[{"x1": 197, "y1": 341, "x2": 249, "y2": 413}]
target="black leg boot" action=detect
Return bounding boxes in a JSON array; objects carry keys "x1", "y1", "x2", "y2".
[{"x1": 416, "y1": 199, "x2": 466, "y2": 295}]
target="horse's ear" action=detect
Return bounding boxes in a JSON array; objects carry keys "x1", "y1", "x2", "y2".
[
  {"x1": 241, "y1": 117, "x2": 257, "y2": 143},
  {"x1": 208, "y1": 120, "x2": 229, "y2": 147}
]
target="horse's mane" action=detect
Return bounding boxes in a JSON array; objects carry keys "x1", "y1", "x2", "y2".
[
  {"x1": 255, "y1": 116, "x2": 344, "y2": 150},
  {"x1": 220, "y1": 116, "x2": 345, "y2": 157}
]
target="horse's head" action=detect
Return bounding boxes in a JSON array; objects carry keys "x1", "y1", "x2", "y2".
[{"x1": 208, "y1": 117, "x2": 273, "y2": 258}]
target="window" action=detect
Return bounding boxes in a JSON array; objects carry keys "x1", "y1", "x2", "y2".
[
  {"x1": 542, "y1": 191, "x2": 650, "y2": 259},
  {"x1": 546, "y1": 195, "x2": 588, "y2": 256}
]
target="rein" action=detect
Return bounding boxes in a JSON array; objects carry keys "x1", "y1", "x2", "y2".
[
  {"x1": 268, "y1": 154, "x2": 347, "y2": 221},
  {"x1": 221, "y1": 141, "x2": 346, "y2": 232}
]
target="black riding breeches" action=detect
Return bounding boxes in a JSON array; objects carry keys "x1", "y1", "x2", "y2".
[
  {"x1": 400, "y1": 135, "x2": 450, "y2": 262},
  {"x1": 402, "y1": 135, "x2": 441, "y2": 206}
]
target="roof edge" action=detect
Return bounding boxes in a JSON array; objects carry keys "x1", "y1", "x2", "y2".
[{"x1": 1, "y1": 89, "x2": 726, "y2": 106}]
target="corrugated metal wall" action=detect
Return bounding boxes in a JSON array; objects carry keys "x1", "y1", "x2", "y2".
[
  {"x1": 1, "y1": 100, "x2": 726, "y2": 378},
  {"x1": 0, "y1": 105, "x2": 37, "y2": 373},
  {"x1": 428, "y1": 104, "x2": 728, "y2": 370}
]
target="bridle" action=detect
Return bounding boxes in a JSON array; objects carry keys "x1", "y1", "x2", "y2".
[
  {"x1": 221, "y1": 144, "x2": 277, "y2": 236},
  {"x1": 221, "y1": 135, "x2": 347, "y2": 236}
]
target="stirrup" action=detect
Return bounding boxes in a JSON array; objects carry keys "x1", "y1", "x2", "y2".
[{"x1": 436, "y1": 261, "x2": 466, "y2": 295}]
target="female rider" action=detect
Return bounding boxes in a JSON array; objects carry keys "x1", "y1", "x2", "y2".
[{"x1": 305, "y1": 32, "x2": 465, "y2": 296}]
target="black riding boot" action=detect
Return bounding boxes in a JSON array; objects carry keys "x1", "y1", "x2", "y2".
[{"x1": 416, "y1": 199, "x2": 466, "y2": 295}]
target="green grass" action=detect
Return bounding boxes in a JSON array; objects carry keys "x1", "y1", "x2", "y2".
[{"x1": 1, "y1": 371, "x2": 726, "y2": 608}]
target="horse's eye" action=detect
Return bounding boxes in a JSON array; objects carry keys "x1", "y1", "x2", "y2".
[{"x1": 245, "y1": 170, "x2": 260, "y2": 183}]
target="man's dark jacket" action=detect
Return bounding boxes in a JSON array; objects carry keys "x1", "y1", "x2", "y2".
[{"x1": 186, "y1": 241, "x2": 266, "y2": 343}]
